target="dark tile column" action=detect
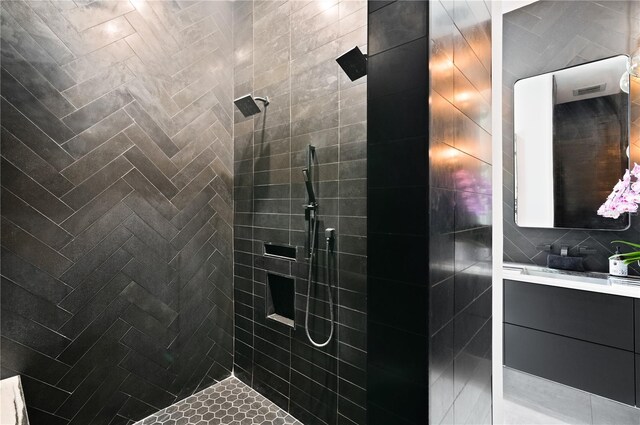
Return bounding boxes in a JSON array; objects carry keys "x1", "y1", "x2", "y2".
[
  {"x1": 367, "y1": 1, "x2": 493, "y2": 424},
  {"x1": 367, "y1": 2, "x2": 429, "y2": 424}
]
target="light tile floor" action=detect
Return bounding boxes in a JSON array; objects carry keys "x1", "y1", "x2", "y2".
[
  {"x1": 135, "y1": 376, "x2": 302, "y2": 425},
  {"x1": 504, "y1": 367, "x2": 640, "y2": 425}
]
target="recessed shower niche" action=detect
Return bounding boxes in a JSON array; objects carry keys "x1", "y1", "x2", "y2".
[
  {"x1": 263, "y1": 242, "x2": 297, "y2": 261},
  {"x1": 266, "y1": 273, "x2": 296, "y2": 328}
]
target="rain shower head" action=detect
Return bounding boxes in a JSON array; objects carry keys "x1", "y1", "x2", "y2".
[
  {"x1": 234, "y1": 94, "x2": 270, "y2": 117},
  {"x1": 336, "y1": 46, "x2": 367, "y2": 81}
]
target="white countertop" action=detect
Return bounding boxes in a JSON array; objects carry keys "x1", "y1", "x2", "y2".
[{"x1": 503, "y1": 263, "x2": 640, "y2": 299}]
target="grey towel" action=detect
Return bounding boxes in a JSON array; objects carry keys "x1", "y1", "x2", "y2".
[{"x1": 547, "y1": 254, "x2": 585, "y2": 272}]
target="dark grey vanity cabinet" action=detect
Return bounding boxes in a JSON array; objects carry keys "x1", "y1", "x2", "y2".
[
  {"x1": 504, "y1": 280, "x2": 638, "y2": 406},
  {"x1": 635, "y1": 299, "x2": 640, "y2": 353},
  {"x1": 637, "y1": 355, "x2": 640, "y2": 407},
  {"x1": 636, "y1": 300, "x2": 640, "y2": 406}
]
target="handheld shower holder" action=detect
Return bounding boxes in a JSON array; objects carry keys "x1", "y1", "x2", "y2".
[
  {"x1": 304, "y1": 202, "x2": 317, "y2": 221},
  {"x1": 325, "y1": 227, "x2": 335, "y2": 241},
  {"x1": 325, "y1": 228, "x2": 336, "y2": 251}
]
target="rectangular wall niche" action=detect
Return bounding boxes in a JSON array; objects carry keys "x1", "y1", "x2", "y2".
[
  {"x1": 264, "y1": 243, "x2": 297, "y2": 261},
  {"x1": 266, "y1": 273, "x2": 295, "y2": 328}
]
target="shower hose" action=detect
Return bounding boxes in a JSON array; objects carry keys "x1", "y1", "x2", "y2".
[{"x1": 304, "y1": 215, "x2": 335, "y2": 348}]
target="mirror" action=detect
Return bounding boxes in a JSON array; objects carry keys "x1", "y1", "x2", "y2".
[{"x1": 514, "y1": 55, "x2": 630, "y2": 230}]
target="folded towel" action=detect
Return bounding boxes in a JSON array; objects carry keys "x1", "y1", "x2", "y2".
[
  {"x1": 547, "y1": 254, "x2": 585, "y2": 272},
  {"x1": 1, "y1": 376, "x2": 29, "y2": 425}
]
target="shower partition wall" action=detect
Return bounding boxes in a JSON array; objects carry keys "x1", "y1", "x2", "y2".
[
  {"x1": 0, "y1": 1, "x2": 235, "y2": 424},
  {"x1": 232, "y1": 1, "x2": 368, "y2": 424},
  {"x1": 366, "y1": 1, "x2": 493, "y2": 424}
]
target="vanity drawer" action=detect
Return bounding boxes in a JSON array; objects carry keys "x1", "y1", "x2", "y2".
[
  {"x1": 505, "y1": 324, "x2": 635, "y2": 405},
  {"x1": 504, "y1": 280, "x2": 634, "y2": 351},
  {"x1": 637, "y1": 355, "x2": 640, "y2": 407},
  {"x1": 635, "y1": 300, "x2": 640, "y2": 354}
]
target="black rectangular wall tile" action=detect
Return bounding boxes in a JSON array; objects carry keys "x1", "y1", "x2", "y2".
[
  {"x1": 232, "y1": 1, "x2": 368, "y2": 424},
  {"x1": 368, "y1": 0, "x2": 427, "y2": 55},
  {"x1": 368, "y1": 37, "x2": 428, "y2": 99},
  {"x1": 367, "y1": 3, "x2": 429, "y2": 423}
]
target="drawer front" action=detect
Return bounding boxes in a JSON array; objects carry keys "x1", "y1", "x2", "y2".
[
  {"x1": 505, "y1": 324, "x2": 635, "y2": 405},
  {"x1": 637, "y1": 355, "x2": 640, "y2": 407},
  {"x1": 635, "y1": 300, "x2": 640, "y2": 354},
  {"x1": 504, "y1": 280, "x2": 634, "y2": 350}
]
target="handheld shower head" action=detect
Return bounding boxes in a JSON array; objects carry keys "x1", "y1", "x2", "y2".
[
  {"x1": 302, "y1": 168, "x2": 316, "y2": 205},
  {"x1": 234, "y1": 94, "x2": 270, "y2": 117}
]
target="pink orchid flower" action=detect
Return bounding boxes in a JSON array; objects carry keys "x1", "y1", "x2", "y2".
[{"x1": 599, "y1": 163, "x2": 640, "y2": 219}]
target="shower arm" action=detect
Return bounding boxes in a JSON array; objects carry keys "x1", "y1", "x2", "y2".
[{"x1": 253, "y1": 96, "x2": 269, "y2": 106}]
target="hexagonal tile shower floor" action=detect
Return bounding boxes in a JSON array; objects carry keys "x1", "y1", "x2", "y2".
[{"x1": 135, "y1": 377, "x2": 302, "y2": 425}]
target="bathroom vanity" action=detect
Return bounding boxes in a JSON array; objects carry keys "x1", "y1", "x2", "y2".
[{"x1": 503, "y1": 265, "x2": 640, "y2": 407}]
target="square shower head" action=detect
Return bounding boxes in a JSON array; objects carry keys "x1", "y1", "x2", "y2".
[
  {"x1": 234, "y1": 94, "x2": 262, "y2": 117},
  {"x1": 336, "y1": 46, "x2": 367, "y2": 81}
]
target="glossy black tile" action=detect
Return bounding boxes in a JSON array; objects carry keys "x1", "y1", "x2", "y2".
[
  {"x1": 368, "y1": 1, "x2": 396, "y2": 13},
  {"x1": 369, "y1": 278, "x2": 428, "y2": 335},
  {"x1": 368, "y1": 1, "x2": 427, "y2": 55},
  {"x1": 370, "y1": 138, "x2": 425, "y2": 184},
  {"x1": 368, "y1": 186, "x2": 427, "y2": 235},
  {"x1": 367, "y1": 403, "x2": 414, "y2": 425},
  {"x1": 367, "y1": 365, "x2": 428, "y2": 424},
  {"x1": 368, "y1": 233, "x2": 427, "y2": 284},
  {"x1": 368, "y1": 37, "x2": 428, "y2": 99},
  {"x1": 368, "y1": 321, "x2": 428, "y2": 385}
]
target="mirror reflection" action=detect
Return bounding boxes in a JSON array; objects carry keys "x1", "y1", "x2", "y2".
[{"x1": 514, "y1": 55, "x2": 630, "y2": 230}]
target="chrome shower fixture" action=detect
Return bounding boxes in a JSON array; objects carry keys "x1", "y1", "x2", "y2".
[
  {"x1": 233, "y1": 94, "x2": 269, "y2": 117},
  {"x1": 336, "y1": 46, "x2": 367, "y2": 81}
]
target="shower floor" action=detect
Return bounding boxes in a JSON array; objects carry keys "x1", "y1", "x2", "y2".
[{"x1": 135, "y1": 376, "x2": 302, "y2": 425}]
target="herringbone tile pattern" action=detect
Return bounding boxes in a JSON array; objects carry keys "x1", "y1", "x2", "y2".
[
  {"x1": 0, "y1": 1, "x2": 234, "y2": 424},
  {"x1": 503, "y1": 1, "x2": 640, "y2": 272}
]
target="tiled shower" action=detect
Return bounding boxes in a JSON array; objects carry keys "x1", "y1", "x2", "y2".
[
  {"x1": 232, "y1": 1, "x2": 367, "y2": 425},
  {"x1": 0, "y1": 0, "x2": 365, "y2": 424},
  {"x1": 1, "y1": 1, "x2": 235, "y2": 423},
  {"x1": 0, "y1": 1, "x2": 494, "y2": 425}
]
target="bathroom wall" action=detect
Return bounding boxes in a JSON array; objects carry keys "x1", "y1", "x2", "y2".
[
  {"x1": 366, "y1": 1, "x2": 492, "y2": 424},
  {"x1": 232, "y1": 1, "x2": 367, "y2": 425},
  {"x1": 503, "y1": 1, "x2": 640, "y2": 272},
  {"x1": 0, "y1": 1, "x2": 234, "y2": 423},
  {"x1": 430, "y1": 1, "x2": 493, "y2": 424},
  {"x1": 366, "y1": 1, "x2": 429, "y2": 424}
]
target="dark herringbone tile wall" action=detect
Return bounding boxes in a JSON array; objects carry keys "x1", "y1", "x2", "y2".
[
  {"x1": 503, "y1": 1, "x2": 640, "y2": 272},
  {"x1": 0, "y1": 1, "x2": 235, "y2": 424}
]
